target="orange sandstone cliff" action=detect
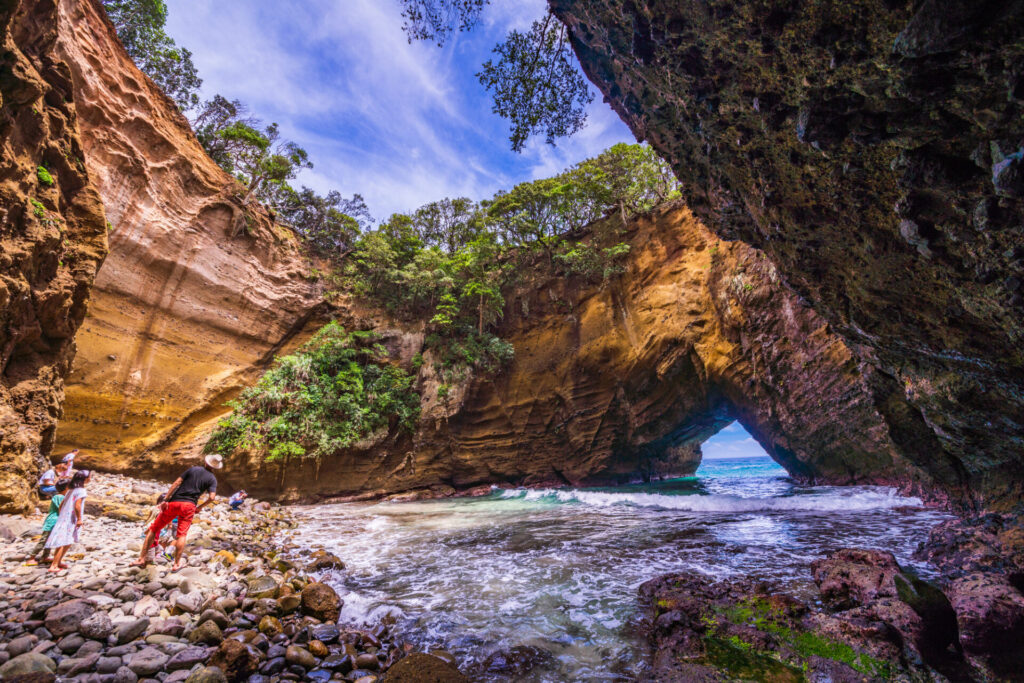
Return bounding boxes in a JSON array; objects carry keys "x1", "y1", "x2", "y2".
[
  {"x1": 0, "y1": 0, "x2": 108, "y2": 513},
  {"x1": 49, "y1": 0, "x2": 325, "y2": 474}
]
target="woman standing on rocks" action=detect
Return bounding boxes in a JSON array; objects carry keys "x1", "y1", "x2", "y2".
[{"x1": 44, "y1": 469, "x2": 91, "y2": 573}]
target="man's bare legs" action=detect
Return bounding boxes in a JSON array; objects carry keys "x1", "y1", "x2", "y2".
[
  {"x1": 170, "y1": 535, "x2": 187, "y2": 571},
  {"x1": 131, "y1": 529, "x2": 158, "y2": 567}
]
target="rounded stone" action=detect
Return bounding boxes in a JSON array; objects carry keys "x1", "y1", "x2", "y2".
[
  {"x1": 188, "y1": 620, "x2": 223, "y2": 645},
  {"x1": 258, "y1": 615, "x2": 282, "y2": 637},
  {"x1": 209, "y1": 639, "x2": 260, "y2": 681},
  {"x1": 43, "y1": 599, "x2": 95, "y2": 638},
  {"x1": 299, "y1": 583, "x2": 341, "y2": 623},
  {"x1": 284, "y1": 645, "x2": 316, "y2": 669},
  {"x1": 0, "y1": 652, "x2": 57, "y2": 678},
  {"x1": 79, "y1": 610, "x2": 114, "y2": 640}
]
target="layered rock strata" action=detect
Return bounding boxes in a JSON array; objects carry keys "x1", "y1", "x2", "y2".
[
  {"x1": 0, "y1": 0, "x2": 108, "y2": 512},
  {"x1": 230, "y1": 205, "x2": 934, "y2": 503},
  {"x1": 49, "y1": 0, "x2": 325, "y2": 474},
  {"x1": 550, "y1": 0, "x2": 1024, "y2": 509}
]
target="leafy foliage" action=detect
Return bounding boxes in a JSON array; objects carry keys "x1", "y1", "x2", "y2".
[
  {"x1": 343, "y1": 143, "x2": 677, "y2": 373},
  {"x1": 399, "y1": 1, "x2": 593, "y2": 152},
  {"x1": 397, "y1": 0, "x2": 486, "y2": 45},
  {"x1": 206, "y1": 322, "x2": 420, "y2": 463},
  {"x1": 477, "y1": 14, "x2": 593, "y2": 152},
  {"x1": 101, "y1": 0, "x2": 201, "y2": 110},
  {"x1": 37, "y1": 166, "x2": 54, "y2": 186}
]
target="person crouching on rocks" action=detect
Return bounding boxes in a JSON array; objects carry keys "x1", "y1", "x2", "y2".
[
  {"x1": 45, "y1": 470, "x2": 91, "y2": 573},
  {"x1": 132, "y1": 454, "x2": 222, "y2": 572},
  {"x1": 26, "y1": 478, "x2": 70, "y2": 566},
  {"x1": 36, "y1": 459, "x2": 68, "y2": 498},
  {"x1": 228, "y1": 489, "x2": 248, "y2": 510}
]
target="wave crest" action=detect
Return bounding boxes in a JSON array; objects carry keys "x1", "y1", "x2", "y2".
[{"x1": 496, "y1": 487, "x2": 921, "y2": 512}]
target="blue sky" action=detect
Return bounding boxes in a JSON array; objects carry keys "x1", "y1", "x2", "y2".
[
  {"x1": 165, "y1": 0, "x2": 634, "y2": 222},
  {"x1": 702, "y1": 422, "x2": 771, "y2": 460}
]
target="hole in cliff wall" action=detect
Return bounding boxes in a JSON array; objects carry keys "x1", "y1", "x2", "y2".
[{"x1": 699, "y1": 421, "x2": 777, "y2": 464}]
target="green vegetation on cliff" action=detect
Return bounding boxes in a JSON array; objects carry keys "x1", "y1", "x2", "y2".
[{"x1": 206, "y1": 322, "x2": 420, "y2": 464}]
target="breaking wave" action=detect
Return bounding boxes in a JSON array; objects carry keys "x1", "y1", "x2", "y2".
[{"x1": 496, "y1": 486, "x2": 922, "y2": 512}]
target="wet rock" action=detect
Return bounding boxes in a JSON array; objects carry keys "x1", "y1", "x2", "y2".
[
  {"x1": 166, "y1": 646, "x2": 211, "y2": 671},
  {"x1": 321, "y1": 654, "x2": 353, "y2": 673},
  {"x1": 300, "y1": 583, "x2": 341, "y2": 622},
  {"x1": 810, "y1": 549, "x2": 901, "y2": 609},
  {"x1": 479, "y1": 646, "x2": 551, "y2": 677},
  {"x1": 306, "y1": 552, "x2": 344, "y2": 572},
  {"x1": 284, "y1": 645, "x2": 316, "y2": 669},
  {"x1": 257, "y1": 616, "x2": 282, "y2": 638},
  {"x1": 276, "y1": 595, "x2": 301, "y2": 615},
  {"x1": 7, "y1": 635, "x2": 39, "y2": 657},
  {"x1": 209, "y1": 640, "x2": 260, "y2": 682},
  {"x1": 259, "y1": 657, "x2": 286, "y2": 675},
  {"x1": 355, "y1": 653, "x2": 379, "y2": 671},
  {"x1": 309, "y1": 624, "x2": 338, "y2": 644},
  {"x1": 184, "y1": 665, "x2": 228, "y2": 683},
  {"x1": 79, "y1": 611, "x2": 114, "y2": 640},
  {"x1": 305, "y1": 669, "x2": 332, "y2": 683},
  {"x1": 246, "y1": 576, "x2": 278, "y2": 600},
  {"x1": 116, "y1": 618, "x2": 150, "y2": 645},
  {"x1": 43, "y1": 599, "x2": 95, "y2": 638},
  {"x1": 188, "y1": 620, "x2": 223, "y2": 645},
  {"x1": 381, "y1": 653, "x2": 468, "y2": 682},
  {"x1": 307, "y1": 640, "x2": 328, "y2": 657},
  {"x1": 947, "y1": 572, "x2": 1024, "y2": 675},
  {"x1": 198, "y1": 609, "x2": 229, "y2": 629},
  {"x1": 174, "y1": 591, "x2": 204, "y2": 614}
]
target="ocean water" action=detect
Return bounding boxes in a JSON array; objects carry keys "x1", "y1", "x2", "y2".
[{"x1": 291, "y1": 456, "x2": 951, "y2": 681}]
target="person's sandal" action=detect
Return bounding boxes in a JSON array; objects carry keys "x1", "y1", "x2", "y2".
[{"x1": 23, "y1": 559, "x2": 39, "y2": 566}]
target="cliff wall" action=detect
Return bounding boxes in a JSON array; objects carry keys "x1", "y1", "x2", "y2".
[
  {"x1": 231, "y1": 205, "x2": 935, "y2": 503},
  {"x1": 48, "y1": 0, "x2": 325, "y2": 476},
  {"x1": 550, "y1": 0, "x2": 1024, "y2": 510},
  {"x1": 0, "y1": 0, "x2": 107, "y2": 512}
]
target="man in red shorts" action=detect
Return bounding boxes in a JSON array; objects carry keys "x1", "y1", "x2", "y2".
[{"x1": 131, "y1": 454, "x2": 223, "y2": 571}]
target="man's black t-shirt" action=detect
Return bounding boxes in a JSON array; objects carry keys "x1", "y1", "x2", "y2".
[{"x1": 168, "y1": 466, "x2": 217, "y2": 505}]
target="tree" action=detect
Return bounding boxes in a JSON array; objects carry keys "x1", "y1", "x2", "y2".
[
  {"x1": 398, "y1": 1, "x2": 592, "y2": 152},
  {"x1": 215, "y1": 122, "x2": 312, "y2": 203},
  {"x1": 411, "y1": 197, "x2": 481, "y2": 253},
  {"x1": 191, "y1": 96, "x2": 257, "y2": 170},
  {"x1": 477, "y1": 14, "x2": 594, "y2": 152},
  {"x1": 101, "y1": 0, "x2": 201, "y2": 110},
  {"x1": 276, "y1": 188, "x2": 370, "y2": 258}
]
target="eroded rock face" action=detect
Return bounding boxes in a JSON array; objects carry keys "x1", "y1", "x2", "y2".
[
  {"x1": 0, "y1": 0, "x2": 108, "y2": 512},
  {"x1": 48, "y1": 0, "x2": 324, "y2": 478},
  {"x1": 232, "y1": 205, "x2": 934, "y2": 502},
  {"x1": 550, "y1": 0, "x2": 1024, "y2": 509}
]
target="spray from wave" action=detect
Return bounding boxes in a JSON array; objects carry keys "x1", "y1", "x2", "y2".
[{"x1": 496, "y1": 486, "x2": 922, "y2": 512}]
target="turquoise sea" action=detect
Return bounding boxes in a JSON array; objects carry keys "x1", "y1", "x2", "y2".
[{"x1": 293, "y1": 455, "x2": 950, "y2": 681}]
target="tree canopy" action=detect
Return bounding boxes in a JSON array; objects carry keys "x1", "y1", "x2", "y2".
[{"x1": 101, "y1": 0, "x2": 201, "y2": 110}]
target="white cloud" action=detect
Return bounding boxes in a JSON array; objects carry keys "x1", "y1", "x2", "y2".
[{"x1": 165, "y1": 0, "x2": 633, "y2": 220}]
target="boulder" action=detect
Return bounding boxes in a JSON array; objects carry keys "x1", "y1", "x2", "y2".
[
  {"x1": 113, "y1": 665, "x2": 139, "y2": 683},
  {"x1": 166, "y1": 646, "x2": 211, "y2": 671},
  {"x1": 246, "y1": 576, "x2": 278, "y2": 600},
  {"x1": 209, "y1": 640, "x2": 260, "y2": 682},
  {"x1": 0, "y1": 653, "x2": 57, "y2": 678},
  {"x1": 43, "y1": 599, "x2": 95, "y2": 638},
  {"x1": 300, "y1": 582, "x2": 341, "y2": 622},
  {"x1": 185, "y1": 666, "x2": 228, "y2": 683},
  {"x1": 116, "y1": 617, "x2": 150, "y2": 645},
  {"x1": 810, "y1": 549, "x2": 901, "y2": 609},
  {"x1": 127, "y1": 647, "x2": 168, "y2": 676},
  {"x1": 947, "y1": 572, "x2": 1024, "y2": 675},
  {"x1": 285, "y1": 645, "x2": 316, "y2": 669},
  {"x1": 306, "y1": 552, "x2": 344, "y2": 572},
  {"x1": 79, "y1": 611, "x2": 114, "y2": 640},
  {"x1": 188, "y1": 619, "x2": 223, "y2": 645},
  {"x1": 382, "y1": 653, "x2": 468, "y2": 682},
  {"x1": 174, "y1": 590, "x2": 203, "y2": 614}
]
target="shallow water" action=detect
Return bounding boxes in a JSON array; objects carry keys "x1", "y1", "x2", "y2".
[{"x1": 291, "y1": 456, "x2": 951, "y2": 681}]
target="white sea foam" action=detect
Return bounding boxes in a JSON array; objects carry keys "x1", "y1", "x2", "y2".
[{"x1": 497, "y1": 486, "x2": 921, "y2": 512}]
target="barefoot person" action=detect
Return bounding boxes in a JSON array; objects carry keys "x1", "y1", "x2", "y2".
[
  {"x1": 132, "y1": 454, "x2": 222, "y2": 571},
  {"x1": 45, "y1": 470, "x2": 91, "y2": 573},
  {"x1": 26, "y1": 478, "x2": 70, "y2": 566}
]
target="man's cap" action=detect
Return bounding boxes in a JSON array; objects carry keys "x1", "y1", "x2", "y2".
[{"x1": 204, "y1": 454, "x2": 224, "y2": 470}]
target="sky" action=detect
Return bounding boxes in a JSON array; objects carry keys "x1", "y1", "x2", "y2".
[
  {"x1": 165, "y1": 0, "x2": 635, "y2": 222},
  {"x1": 701, "y1": 422, "x2": 772, "y2": 460}
]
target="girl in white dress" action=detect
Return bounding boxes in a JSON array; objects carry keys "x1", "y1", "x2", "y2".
[{"x1": 45, "y1": 469, "x2": 90, "y2": 573}]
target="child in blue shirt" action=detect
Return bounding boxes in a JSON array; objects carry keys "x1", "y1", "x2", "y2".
[{"x1": 26, "y1": 478, "x2": 69, "y2": 565}]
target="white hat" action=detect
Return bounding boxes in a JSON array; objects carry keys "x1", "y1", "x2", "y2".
[{"x1": 204, "y1": 454, "x2": 224, "y2": 469}]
